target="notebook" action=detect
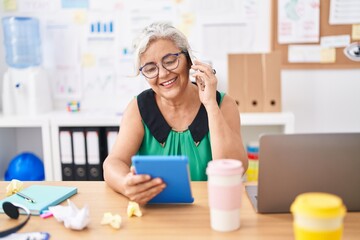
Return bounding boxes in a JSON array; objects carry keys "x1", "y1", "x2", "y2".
[
  {"x1": 0, "y1": 185, "x2": 77, "y2": 215},
  {"x1": 246, "y1": 133, "x2": 360, "y2": 213}
]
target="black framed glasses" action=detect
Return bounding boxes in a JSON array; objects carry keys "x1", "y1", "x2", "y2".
[{"x1": 139, "y1": 51, "x2": 186, "y2": 79}]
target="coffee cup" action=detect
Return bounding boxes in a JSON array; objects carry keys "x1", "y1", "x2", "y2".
[
  {"x1": 291, "y1": 192, "x2": 346, "y2": 240},
  {"x1": 206, "y1": 159, "x2": 243, "y2": 232}
]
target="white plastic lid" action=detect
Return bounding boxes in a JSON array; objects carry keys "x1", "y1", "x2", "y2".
[{"x1": 206, "y1": 159, "x2": 243, "y2": 176}]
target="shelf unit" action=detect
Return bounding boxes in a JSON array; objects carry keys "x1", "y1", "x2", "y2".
[
  {"x1": 49, "y1": 110, "x2": 121, "y2": 181},
  {"x1": 0, "y1": 114, "x2": 52, "y2": 180},
  {"x1": 240, "y1": 112, "x2": 295, "y2": 145},
  {"x1": 0, "y1": 111, "x2": 294, "y2": 181}
]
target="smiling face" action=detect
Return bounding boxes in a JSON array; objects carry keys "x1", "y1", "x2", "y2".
[{"x1": 139, "y1": 38, "x2": 190, "y2": 100}]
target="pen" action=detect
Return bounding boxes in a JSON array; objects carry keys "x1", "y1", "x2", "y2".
[{"x1": 16, "y1": 192, "x2": 36, "y2": 203}]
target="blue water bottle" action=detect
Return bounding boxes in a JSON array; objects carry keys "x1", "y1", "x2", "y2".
[{"x1": 2, "y1": 17, "x2": 42, "y2": 68}]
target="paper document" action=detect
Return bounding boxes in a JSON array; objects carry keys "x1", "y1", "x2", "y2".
[
  {"x1": 330, "y1": 0, "x2": 360, "y2": 25},
  {"x1": 288, "y1": 45, "x2": 321, "y2": 63},
  {"x1": 320, "y1": 35, "x2": 350, "y2": 48},
  {"x1": 278, "y1": 0, "x2": 320, "y2": 44}
]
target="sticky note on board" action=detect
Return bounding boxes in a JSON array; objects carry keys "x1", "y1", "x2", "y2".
[
  {"x1": 352, "y1": 24, "x2": 360, "y2": 40},
  {"x1": 179, "y1": 13, "x2": 195, "y2": 37},
  {"x1": 320, "y1": 48, "x2": 336, "y2": 63},
  {"x1": 82, "y1": 53, "x2": 96, "y2": 67},
  {"x1": 73, "y1": 10, "x2": 87, "y2": 25},
  {"x1": 3, "y1": 0, "x2": 17, "y2": 11}
]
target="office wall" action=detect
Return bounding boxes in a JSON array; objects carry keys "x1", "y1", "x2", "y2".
[
  {"x1": 282, "y1": 69, "x2": 360, "y2": 133},
  {"x1": 0, "y1": 8, "x2": 4, "y2": 109},
  {"x1": 0, "y1": 1, "x2": 359, "y2": 133}
]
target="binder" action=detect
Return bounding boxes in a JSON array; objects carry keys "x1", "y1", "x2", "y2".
[
  {"x1": 72, "y1": 129, "x2": 87, "y2": 181},
  {"x1": 245, "y1": 54, "x2": 264, "y2": 112},
  {"x1": 86, "y1": 128, "x2": 102, "y2": 180},
  {"x1": 263, "y1": 52, "x2": 282, "y2": 112},
  {"x1": 228, "y1": 54, "x2": 247, "y2": 112},
  {"x1": 59, "y1": 129, "x2": 74, "y2": 181},
  {"x1": 106, "y1": 127, "x2": 119, "y2": 155},
  {"x1": 228, "y1": 53, "x2": 281, "y2": 113}
]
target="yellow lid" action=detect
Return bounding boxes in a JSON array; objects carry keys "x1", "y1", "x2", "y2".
[{"x1": 290, "y1": 192, "x2": 346, "y2": 218}]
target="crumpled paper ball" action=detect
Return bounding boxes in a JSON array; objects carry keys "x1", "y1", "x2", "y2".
[
  {"x1": 6, "y1": 179, "x2": 24, "y2": 196},
  {"x1": 101, "y1": 212, "x2": 122, "y2": 229},
  {"x1": 49, "y1": 199, "x2": 90, "y2": 230},
  {"x1": 127, "y1": 201, "x2": 142, "y2": 217}
]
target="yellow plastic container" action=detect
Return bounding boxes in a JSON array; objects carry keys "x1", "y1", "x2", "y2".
[
  {"x1": 246, "y1": 159, "x2": 258, "y2": 181},
  {"x1": 290, "y1": 193, "x2": 346, "y2": 240},
  {"x1": 246, "y1": 141, "x2": 259, "y2": 182}
]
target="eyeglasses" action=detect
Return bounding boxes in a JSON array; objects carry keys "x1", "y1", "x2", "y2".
[{"x1": 139, "y1": 51, "x2": 186, "y2": 79}]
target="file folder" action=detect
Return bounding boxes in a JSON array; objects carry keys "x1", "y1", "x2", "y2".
[
  {"x1": 263, "y1": 52, "x2": 281, "y2": 112},
  {"x1": 72, "y1": 129, "x2": 87, "y2": 181},
  {"x1": 228, "y1": 54, "x2": 247, "y2": 112},
  {"x1": 106, "y1": 127, "x2": 119, "y2": 155},
  {"x1": 245, "y1": 54, "x2": 264, "y2": 112},
  {"x1": 86, "y1": 128, "x2": 102, "y2": 180},
  {"x1": 228, "y1": 53, "x2": 281, "y2": 113},
  {"x1": 59, "y1": 129, "x2": 74, "y2": 181}
]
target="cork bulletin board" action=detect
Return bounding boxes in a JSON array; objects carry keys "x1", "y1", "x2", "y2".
[{"x1": 273, "y1": 0, "x2": 360, "y2": 69}]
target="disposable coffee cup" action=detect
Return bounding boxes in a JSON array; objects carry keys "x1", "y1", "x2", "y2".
[
  {"x1": 291, "y1": 192, "x2": 346, "y2": 240},
  {"x1": 206, "y1": 159, "x2": 243, "y2": 232}
]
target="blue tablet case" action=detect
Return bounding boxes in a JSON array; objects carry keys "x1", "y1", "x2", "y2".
[{"x1": 132, "y1": 155, "x2": 194, "y2": 204}]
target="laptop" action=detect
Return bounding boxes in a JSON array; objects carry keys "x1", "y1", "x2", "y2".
[{"x1": 246, "y1": 133, "x2": 360, "y2": 213}]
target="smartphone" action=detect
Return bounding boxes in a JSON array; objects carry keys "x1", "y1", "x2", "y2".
[
  {"x1": 188, "y1": 49, "x2": 197, "y2": 65},
  {"x1": 188, "y1": 49, "x2": 205, "y2": 90}
]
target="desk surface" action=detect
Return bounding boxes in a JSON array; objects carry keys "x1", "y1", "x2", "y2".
[{"x1": 1, "y1": 181, "x2": 359, "y2": 240}]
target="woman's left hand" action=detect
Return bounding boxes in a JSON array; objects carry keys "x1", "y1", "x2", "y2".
[{"x1": 191, "y1": 60, "x2": 218, "y2": 108}]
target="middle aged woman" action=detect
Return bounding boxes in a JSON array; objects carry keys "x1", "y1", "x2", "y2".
[{"x1": 103, "y1": 22, "x2": 248, "y2": 205}]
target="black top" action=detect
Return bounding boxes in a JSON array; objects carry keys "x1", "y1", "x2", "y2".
[{"x1": 137, "y1": 88, "x2": 221, "y2": 144}]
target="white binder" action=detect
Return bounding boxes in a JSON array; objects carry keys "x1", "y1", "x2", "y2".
[
  {"x1": 86, "y1": 130, "x2": 102, "y2": 180},
  {"x1": 72, "y1": 131, "x2": 87, "y2": 180},
  {"x1": 106, "y1": 130, "x2": 118, "y2": 154},
  {"x1": 86, "y1": 131, "x2": 100, "y2": 165},
  {"x1": 59, "y1": 130, "x2": 73, "y2": 180}
]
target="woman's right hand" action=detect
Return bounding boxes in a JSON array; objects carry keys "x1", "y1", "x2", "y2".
[{"x1": 122, "y1": 167, "x2": 166, "y2": 205}]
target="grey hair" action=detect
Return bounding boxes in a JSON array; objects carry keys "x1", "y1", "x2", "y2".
[{"x1": 133, "y1": 22, "x2": 192, "y2": 76}]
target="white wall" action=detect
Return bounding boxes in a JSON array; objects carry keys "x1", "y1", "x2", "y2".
[
  {"x1": 1, "y1": 5, "x2": 360, "y2": 134},
  {"x1": 1, "y1": 43, "x2": 360, "y2": 134},
  {"x1": 0, "y1": 9, "x2": 4, "y2": 108},
  {"x1": 282, "y1": 69, "x2": 360, "y2": 133}
]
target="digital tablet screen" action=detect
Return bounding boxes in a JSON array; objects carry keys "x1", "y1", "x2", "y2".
[{"x1": 132, "y1": 155, "x2": 194, "y2": 204}]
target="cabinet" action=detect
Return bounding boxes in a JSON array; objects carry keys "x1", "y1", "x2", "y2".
[
  {"x1": 240, "y1": 112, "x2": 295, "y2": 144},
  {"x1": 0, "y1": 111, "x2": 294, "y2": 181},
  {"x1": 0, "y1": 115, "x2": 52, "y2": 180}
]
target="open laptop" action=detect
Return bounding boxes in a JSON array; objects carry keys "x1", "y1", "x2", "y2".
[{"x1": 246, "y1": 133, "x2": 360, "y2": 213}]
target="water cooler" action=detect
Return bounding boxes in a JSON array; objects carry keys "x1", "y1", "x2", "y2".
[{"x1": 2, "y1": 17, "x2": 52, "y2": 115}]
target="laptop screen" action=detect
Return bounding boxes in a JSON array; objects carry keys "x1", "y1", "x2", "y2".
[{"x1": 247, "y1": 133, "x2": 360, "y2": 213}]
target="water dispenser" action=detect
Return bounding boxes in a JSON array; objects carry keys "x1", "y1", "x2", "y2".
[{"x1": 2, "y1": 16, "x2": 52, "y2": 115}]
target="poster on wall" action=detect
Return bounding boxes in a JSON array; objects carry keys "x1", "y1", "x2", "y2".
[{"x1": 278, "y1": 0, "x2": 320, "y2": 44}]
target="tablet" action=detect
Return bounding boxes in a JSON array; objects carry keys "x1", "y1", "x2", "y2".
[{"x1": 132, "y1": 155, "x2": 194, "y2": 204}]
